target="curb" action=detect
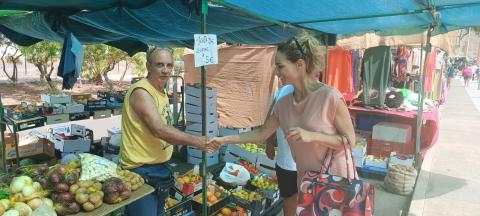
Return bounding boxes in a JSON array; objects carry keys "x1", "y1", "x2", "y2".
[{"x1": 408, "y1": 143, "x2": 437, "y2": 216}]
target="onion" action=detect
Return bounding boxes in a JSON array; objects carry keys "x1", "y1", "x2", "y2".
[
  {"x1": 32, "y1": 182, "x2": 42, "y2": 191},
  {"x1": 22, "y1": 185, "x2": 35, "y2": 197},
  {"x1": 26, "y1": 198, "x2": 43, "y2": 210},
  {"x1": 10, "y1": 178, "x2": 25, "y2": 194},
  {"x1": 3, "y1": 209, "x2": 20, "y2": 216},
  {"x1": 13, "y1": 202, "x2": 32, "y2": 216}
]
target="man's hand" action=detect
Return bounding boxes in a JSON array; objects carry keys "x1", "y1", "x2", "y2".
[
  {"x1": 285, "y1": 127, "x2": 313, "y2": 144},
  {"x1": 194, "y1": 136, "x2": 216, "y2": 153},
  {"x1": 207, "y1": 137, "x2": 225, "y2": 152}
]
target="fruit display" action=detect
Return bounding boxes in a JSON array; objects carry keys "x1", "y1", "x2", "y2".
[
  {"x1": 232, "y1": 189, "x2": 263, "y2": 202},
  {"x1": 238, "y1": 160, "x2": 259, "y2": 175},
  {"x1": 176, "y1": 172, "x2": 201, "y2": 185},
  {"x1": 69, "y1": 180, "x2": 104, "y2": 212},
  {"x1": 215, "y1": 204, "x2": 248, "y2": 216},
  {"x1": 165, "y1": 198, "x2": 179, "y2": 209},
  {"x1": 194, "y1": 184, "x2": 229, "y2": 206},
  {"x1": 251, "y1": 175, "x2": 278, "y2": 191},
  {"x1": 237, "y1": 143, "x2": 261, "y2": 153},
  {"x1": 117, "y1": 169, "x2": 145, "y2": 191}
]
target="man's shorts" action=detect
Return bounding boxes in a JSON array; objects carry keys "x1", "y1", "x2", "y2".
[{"x1": 275, "y1": 164, "x2": 298, "y2": 198}]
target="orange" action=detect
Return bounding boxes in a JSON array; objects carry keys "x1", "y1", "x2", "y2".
[{"x1": 208, "y1": 195, "x2": 218, "y2": 203}]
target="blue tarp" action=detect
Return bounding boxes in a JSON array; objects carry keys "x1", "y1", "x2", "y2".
[
  {"x1": 0, "y1": 1, "x2": 299, "y2": 55},
  {"x1": 214, "y1": 0, "x2": 480, "y2": 35}
]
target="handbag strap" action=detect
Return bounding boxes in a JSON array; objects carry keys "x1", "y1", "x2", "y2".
[{"x1": 340, "y1": 135, "x2": 359, "y2": 181}]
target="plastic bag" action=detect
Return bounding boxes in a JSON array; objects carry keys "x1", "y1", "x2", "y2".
[
  {"x1": 79, "y1": 153, "x2": 118, "y2": 181},
  {"x1": 219, "y1": 162, "x2": 250, "y2": 186}
]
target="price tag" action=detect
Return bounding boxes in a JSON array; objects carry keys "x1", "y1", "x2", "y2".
[{"x1": 194, "y1": 34, "x2": 218, "y2": 67}]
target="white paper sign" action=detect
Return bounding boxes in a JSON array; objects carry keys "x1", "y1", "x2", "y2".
[{"x1": 194, "y1": 34, "x2": 218, "y2": 67}]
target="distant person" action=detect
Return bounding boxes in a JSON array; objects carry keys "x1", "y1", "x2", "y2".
[
  {"x1": 463, "y1": 65, "x2": 473, "y2": 87},
  {"x1": 446, "y1": 63, "x2": 455, "y2": 89}
]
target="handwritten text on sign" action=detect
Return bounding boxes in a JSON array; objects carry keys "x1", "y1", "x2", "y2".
[{"x1": 194, "y1": 34, "x2": 218, "y2": 67}]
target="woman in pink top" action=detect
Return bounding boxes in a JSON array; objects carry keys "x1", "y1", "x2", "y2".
[
  {"x1": 463, "y1": 65, "x2": 473, "y2": 87},
  {"x1": 209, "y1": 33, "x2": 356, "y2": 216}
]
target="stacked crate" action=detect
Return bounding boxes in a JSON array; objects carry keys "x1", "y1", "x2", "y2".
[
  {"x1": 41, "y1": 94, "x2": 76, "y2": 125},
  {"x1": 184, "y1": 85, "x2": 219, "y2": 166}
]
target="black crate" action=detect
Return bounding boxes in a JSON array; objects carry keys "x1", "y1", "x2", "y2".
[
  {"x1": 104, "y1": 144, "x2": 120, "y2": 155},
  {"x1": 165, "y1": 198, "x2": 192, "y2": 216},
  {"x1": 6, "y1": 117, "x2": 45, "y2": 131},
  {"x1": 85, "y1": 99, "x2": 107, "y2": 111},
  {"x1": 69, "y1": 112, "x2": 91, "y2": 121}
]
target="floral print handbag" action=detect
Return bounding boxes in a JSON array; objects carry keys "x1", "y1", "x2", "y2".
[{"x1": 296, "y1": 136, "x2": 375, "y2": 216}]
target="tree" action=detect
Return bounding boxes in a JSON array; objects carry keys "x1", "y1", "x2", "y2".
[
  {"x1": 0, "y1": 35, "x2": 22, "y2": 83},
  {"x1": 83, "y1": 44, "x2": 128, "y2": 84},
  {"x1": 129, "y1": 52, "x2": 147, "y2": 77},
  {"x1": 20, "y1": 41, "x2": 61, "y2": 85}
]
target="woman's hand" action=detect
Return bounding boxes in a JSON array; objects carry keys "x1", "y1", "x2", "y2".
[{"x1": 284, "y1": 127, "x2": 314, "y2": 144}]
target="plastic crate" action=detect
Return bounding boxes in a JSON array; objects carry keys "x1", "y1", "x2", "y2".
[
  {"x1": 85, "y1": 99, "x2": 107, "y2": 111},
  {"x1": 356, "y1": 114, "x2": 390, "y2": 131},
  {"x1": 69, "y1": 112, "x2": 90, "y2": 121}
]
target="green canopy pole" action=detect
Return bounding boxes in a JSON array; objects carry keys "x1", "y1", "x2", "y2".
[
  {"x1": 200, "y1": 0, "x2": 208, "y2": 215},
  {"x1": 0, "y1": 95, "x2": 7, "y2": 173},
  {"x1": 415, "y1": 28, "x2": 433, "y2": 159}
]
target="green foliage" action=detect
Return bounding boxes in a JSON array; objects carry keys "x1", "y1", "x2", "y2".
[
  {"x1": 83, "y1": 44, "x2": 128, "y2": 83},
  {"x1": 20, "y1": 41, "x2": 61, "y2": 81},
  {"x1": 129, "y1": 52, "x2": 146, "y2": 77}
]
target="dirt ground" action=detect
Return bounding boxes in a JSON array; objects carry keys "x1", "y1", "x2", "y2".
[{"x1": 0, "y1": 80, "x2": 130, "y2": 105}]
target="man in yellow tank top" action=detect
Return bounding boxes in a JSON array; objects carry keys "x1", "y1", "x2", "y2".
[{"x1": 123, "y1": 47, "x2": 214, "y2": 216}]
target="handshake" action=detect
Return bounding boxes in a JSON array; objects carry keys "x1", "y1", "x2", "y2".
[{"x1": 196, "y1": 136, "x2": 225, "y2": 153}]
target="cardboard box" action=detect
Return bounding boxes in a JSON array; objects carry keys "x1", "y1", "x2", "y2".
[
  {"x1": 373, "y1": 122, "x2": 412, "y2": 144},
  {"x1": 185, "y1": 112, "x2": 217, "y2": 124},
  {"x1": 185, "y1": 85, "x2": 217, "y2": 99},
  {"x1": 41, "y1": 94, "x2": 72, "y2": 104},
  {"x1": 3, "y1": 138, "x2": 55, "y2": 161},
  {"x1": 51, "y1": 134, "x2": 91, "y2": 153},
  {"x1": 185, "y1": 92, "x2": 216, "y2": 107},
  {"x1": 107, "y1": 127, "x2": 122, "y2": 146},
  {"x1": 112, "y1": 108, "x2": 122, "y2": 116},
  {"x1": 45, "y1": 114, "x2": 69, "y2": 125},
  {"x1": 185, "y1": 103, "x2": 216, "y2": 115},
  {"x1": 353, "y1": 156, "x2": 365, "y2": 168},
  {"x1": 185, "y1": 122, "x2": 218, "y2": 133},
  {"x1": 364, "y1": 155, "x2": 388, "y2": 169},
  {"x1": 51, "y1": 124, "x2": 86, "y2": 137},
  {"x1": 184, "y1": 129, "x2": 217, "y2": 138},
  {"x1": 1, "y1": 133, "x2": 19, "y2": 145}
]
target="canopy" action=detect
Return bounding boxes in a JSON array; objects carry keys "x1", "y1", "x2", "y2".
[
  {"x1": 0, "y1": 1, "x2": 299, "y2": 55},
  {"x1": 212, "y1": 0, "x2": 480, "y2": 35}
]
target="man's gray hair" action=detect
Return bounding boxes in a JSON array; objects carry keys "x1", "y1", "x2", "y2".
[{"x1": 146, "y1": 46, "x2": 174, "y2": 63}]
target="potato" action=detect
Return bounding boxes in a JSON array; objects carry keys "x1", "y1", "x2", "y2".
[
  {"x1": 93, "y1": 182, "x2": 102, "y2": 191},
  {"x1": 75, "y1": 193, "x2": 89, "y2": 204},
  {"x1": 82, "y1": 202, "x2": 95, "y2": 212},
  {"x1": 69, "y1": 184, "x2": 79, "y2": 195},
  {"x1": 89, "y1": 193, "x2": 102, "y2": 205},
  {"x1": 76, "y1": 188, "x2": 87, "y2": 195},
  {"x1": 93, "y1": 200, "x2": 103, "y2": 208},
  {"x1": 96, "y1": 191, "x2": 104, "y2": 197},
  {"x1": 79, "y1": 180, "x2": 94, "y2": 188}
]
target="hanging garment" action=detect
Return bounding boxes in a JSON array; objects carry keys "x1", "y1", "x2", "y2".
[
  {"x1": 327, "y1": 49, "x2": 353, "y2": 93},
  {"x1": 431, "y1": 69, "x2": 442, "y2": 100},
  {"x1": 395, "y1": 46, "x2": 410, "y2": 81},
  {"x1": 58, "y1": 32, "x2": 84, "y2": 89},
  {"x1": 411, "y1": 48, "x2": 422, "y2": 74},
  {"x1": 425, "y1": 48, "x2": 436, "y2": 93},
  {"x1": 351, "y1": 50, "x2": 362, "y2": 91},
  {"x1": 361, "y1": 46, "x2": 391, "y2": 106}
]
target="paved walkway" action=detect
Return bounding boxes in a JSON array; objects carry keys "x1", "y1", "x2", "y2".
[{"x1": 409, "y1": 78, "x2": 480, "y2": 216}]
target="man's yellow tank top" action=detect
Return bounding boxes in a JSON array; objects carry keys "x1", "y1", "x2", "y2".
[{"x1": 120, "y1": 79, "x2": 173, "y2": 169}]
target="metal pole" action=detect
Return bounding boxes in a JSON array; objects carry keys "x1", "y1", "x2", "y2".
[
  {"x1": 0, "y1": 95, "x2": 7, "y2": 173},
  {"x1": 324, "y1": 43, "x2": 329, "y2": 83},
  {"x1": 172, "y1": 76, "x2": 178, "y2": 126},
  {"x1": 200, "y1": 0, "x2": 208, "y2": 215},
  {"x1": 416, "y1": 28, "x2": 433, "y2": 158}
]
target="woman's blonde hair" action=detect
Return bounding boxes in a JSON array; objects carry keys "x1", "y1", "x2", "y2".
[{"x1": 277, "y1": 31, "x2": 323, "y2": 75}]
